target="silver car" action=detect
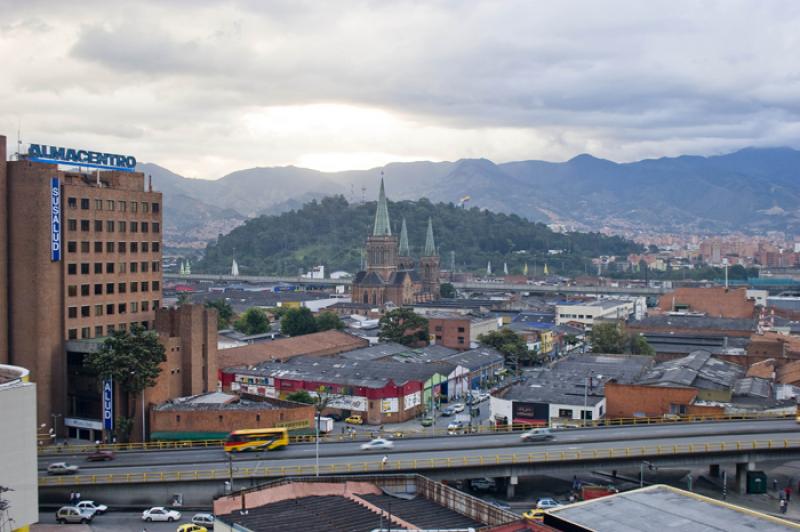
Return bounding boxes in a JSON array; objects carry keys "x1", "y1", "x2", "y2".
[
  {"x1": 520, "y1": 428, "x2": 554, "y2": 442},
  {"x1": 55, "y1": 506, "x2": 94, "y2": 524}
]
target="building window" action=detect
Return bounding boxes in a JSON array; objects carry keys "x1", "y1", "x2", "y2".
[
  {"x1": 119, "y1": 262, "x2": 127, "y2": 274},
  {"x1": 175, "y1": 415, "x2": 180, "y2": 423},
  {"x1": 457, "y1": 336, "x2": 465, "y2": 344},
  {"x1": 118, "y1": 221, "x2": 126, "y2": 233},
  {"x1": 581, "y1": 410, "x2": 593, "y2": 421},
  {"x1": 80, "y1": 198, "x2": 90, "y2": 210},
  {"x1": 435, "y1": 326, "x2": 442, "y2": 332},
  {"x1": 106, "y1": 304, "x2": 115, "y2": 315},
  {"x1": 68, "y1": 197, "x2": 77, "y2": 209},
  {"x1": 152, "y1": 262, "x2": 160, "y2": 272},
  {"x1": 130, "y1": 242, "x2": 138, "y2": 253},
  {"x1": 119, "y1": 201, "x2": 126, "y2": 212},
  {"x1": 106, "y1": 325, "x2": 115, "y2": 335},
  {"x1": 68, "y1": 263, "x2": 77, "y2": 275},
  {"x1": 95, "y1": 199, "x2": 103, "y2": 210},
  {"x1": 141, "y1": 281, "x2": 149, "y2": 292},
  {"x1": 93, "y1": 241, "x2": 102, "y2": 253},
  {"x1": 67, "y1": 241, "x2": 76, "y2": 253},
  {"x1": 142, "y1": 242, "x2": 149, "y2": 253},
  {"x1": 152, "y1": 202, "x2": 160, "y2": 213},
  {"x1": 106, "y1": 241, "x2": 115, "y2": 253},
  {"x1": 80, "y1": 263, "x2": 89, "y2": 274},
  {"x1": 142, "y1": 301, "x2": 150, "y2": 312},
  {"x1": 152, "y1": 281, "x2": 160, "y2": 291},
  {"x1": 153, "y1": 222, "x2": 160, "y2": 233},
  {"x1": 153, "y1": 242, "x2": 160, "y2": 252},
  {"x1": 141, "y1": 262, "x2": 149, "y2": 273},
  {"x1": 558, "y1": 408, "x2": 573, "y2": 418},
  {"x1": 68, "y1": 219, "x2": 77, "y2": 231},
  {"x1": 94, "y1": 263, "x2": 102, "y2": 274},
  {"x1": 130, "y1": 222, "x2": 138, "y2": 233},
  {"x1": 106, "y1": 283, "x2": 115, "y2": 294},
  {"x1": 131, "y1": 302, "x2": 138, "y2": 313},
  {"x1": 81, "y1": 284, "x2": 90, "y2": 296},
  {"x1": 118, "y1": 282, "x2": 127, "y2": 294},
  {"x1": 81, "y1": 306, "x2": 90, "y2": 318},
  {"x1": 256, "y1": 414, "x2": 260, "y2": 422},
  {"x1": 153, "y1": 299, "x2": 160, "y2": 309},
  {"x1": 106, "y1": 263, "x2": 114, "y2": 273},
  {"x1": 131, "y1": 281, "x2": 138, "y2": 293},
  {"x1": 68, "y1": 307, "x2": 77, "y2": 319},
  {"x1": 457, "y1": 327, "x2": 465, "y2": 333},
  {"x1": 81, "y1": 327, "x2": 90, "y2": 339},
  {"x1": 118, "y1": 303, "x2": 127, "y2": 314},
  {"x1": 68, "y1": 328, "x2": 78, "y2": 340},
  {"x1": 106, "y1": 220, "x2": 115, "y2": 232},
  {"x1": 94, "y1": 220, "x2": 103, "y2": 232},
  {"x1": 118, "y1": 241, "x2": 126, "y2": 253},
  {"x1": 142, "y1": 202, "x2": 149, "y2": 213},
  {"x1": 141, "y1": 222, "x2": 149, "y2": 233},
  {"x1": 67, "y1": 285, "x2": 77, "y2": 297},
  {"x1": 95, "y1": 326, "x2": 103, "y2": 337},
  {"x1": 80, "y1": 220, "x2": 90, "y2": 232},
  {"x1": 130, "y1": 262, "x2": 138, "y2": 273},
  {"x1": 436, "y1": 335, "x2": 443, "y2": 341},
  {"x1": 131, "y1": 202, "x2": 138, "y2": 213},
  {"x1": 95, "y1": 304, "x2": 103, "y2": 316},
  {"x1": 118, "y1": 323, "x2": 127, "y2": 332},
  {"x1": 106, "y1": 200, "x2": 115, "y2": 211},
  {"x1": 94, "y1": 283, "x2": 102, "y2": 295}
]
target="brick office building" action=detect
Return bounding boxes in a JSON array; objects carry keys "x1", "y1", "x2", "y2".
[{"x1": 0, "y1": 136, "x2": 163, "y2": 431}]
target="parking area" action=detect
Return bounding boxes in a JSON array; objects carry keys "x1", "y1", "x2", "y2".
[{"x1": 35, "y1": 510, "x2": 199, "y2": 531}]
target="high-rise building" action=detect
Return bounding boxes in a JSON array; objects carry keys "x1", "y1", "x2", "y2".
[{"x1": 1, "y1": 135, "x2": 163, "y2": 432}]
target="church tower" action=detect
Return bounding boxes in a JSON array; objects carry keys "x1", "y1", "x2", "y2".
[
  {"x1": 365, "y1": 177, "x2": 398, "y2": 281},
  {"x1": 419, "y1": 217, "x2": 441, "y2": 298},
  {"x1": 397, "y1": 217, "x2": 414, "y2": 271}
]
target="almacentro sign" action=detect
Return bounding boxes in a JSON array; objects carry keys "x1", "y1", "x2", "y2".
[{"x1": 28, "y1": 144, "x2": 137, "y2": 172}]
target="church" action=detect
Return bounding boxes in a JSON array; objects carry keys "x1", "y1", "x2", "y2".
[{"x1": 352, "y1": 178, "x2": 441, "y2": 306}]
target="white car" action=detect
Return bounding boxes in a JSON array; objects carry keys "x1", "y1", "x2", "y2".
[
  {"x1": 141, "y1": 507, "x2": 181, "y2": 522},
  {"x1": 537, "y1": 498, "x2": 562, "y2": 509},
  {"x1": 47, "y1": 462, "x2": 79, "y2": 475},
  {"x1": 360, "y1": 438, "x2": 394, "y2": 451},
  {"x1": 76, "y1": 500, "x2": 108, "y2": 515},
  {"x1": 451, "y1": 403, "x2": 465, "y2": 413},
  {"x1": 520, "y1": 428, "x2": 554, "y2": 442},
  {"x1": 479, "y1": 392, "x2": 490, "y2": 402},
  {"x1": 192, "y1": 513, "x2": 215, "y2": 526},
  {"x1": 447, "y1": 421, "x2": 465, "y2": 434}
]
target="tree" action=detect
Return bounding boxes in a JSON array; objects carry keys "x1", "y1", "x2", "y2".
[
  {"x1": 590, "y1": 322, "x2": 627, "y2": 354},
  {"x1": 84, "y1": 326, "x2": 167, "y2": 441},
  {"x1": 315, "y1": 311, "x2": 344, "y2": 332},
  {"x1": 478, "y1": 328, "x2": 534, "y2": 370},
  {"x1": 440, "y1": 282, "x2": 456, "y2": 298},
  {"x1": 379, "y1": 308, "x2": 429, "y2": 346},
  {"x1": 286, "y1": 390, "x2": 314, "y2": 404},
  {"x1": 234, "y1": 307, "x2": 271, "y2": 335},
  {"x1": 630, "y1": 334, "x2": 655, "y2": 356},
  {"x1": 205, "y1": 299, "x2": 234, "y2": 329},
  {"x1": 176, "y1": 292, "x2": 190, "y2": 306},
  {"x1": 281, "y1": 307, "x2": 318, "y2": 336}
]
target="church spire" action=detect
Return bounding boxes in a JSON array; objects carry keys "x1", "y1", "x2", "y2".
[
  {"x1": 372, "y1": 174, "x2": 392, "y2": 236},
  {"x1": 423, "y1": 217, "x2": 437, "y2": 256},
  {"x1": 398, "y1": 217, "x2": 410, "y2": 256}
]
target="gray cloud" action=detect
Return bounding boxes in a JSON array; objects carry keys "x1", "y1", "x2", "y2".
[{"x1": 1, "y1": 0, "x2": 799, "y2": 176}]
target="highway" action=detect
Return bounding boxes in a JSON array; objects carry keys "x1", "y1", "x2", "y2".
[{"x1": 39, "y1": 419, "x2": 799, "y2": 481}]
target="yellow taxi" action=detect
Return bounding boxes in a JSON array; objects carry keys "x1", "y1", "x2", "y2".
[
  {"x1": 345, "y1": 415, "x2": 364, "y2": 425},
  {"x1": 177, "y1": 524, "x2": 207, "y2": 532},
  {"x1": 522, "y1": 508, "x2": 545, "y2": 522}
]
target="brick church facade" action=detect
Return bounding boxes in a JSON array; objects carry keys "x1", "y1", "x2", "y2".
[{"x1": 352, "y1": 178, "x2": 440, "y2": 306}]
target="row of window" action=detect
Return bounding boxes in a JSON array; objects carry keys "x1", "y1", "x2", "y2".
[
  {"x1": 67, "y1": 261, "x2": 161, "y2": 275},
  {"x1": 67, "y1": 320, "x2": 154, "y2": 340},
  {"x1": 66, "y1": 241, "x2": 161, "y2": 254},
  {"x1": 67, "y1": 198, "x2": 159, "y2": 214},
  {"x1": 67, "y1": 280, "x2": 160, "y2": 297},
  {"x1": 68, "y1": 299, "x2": 158, "y2": 319},
  {"x1": 66, "y1": 219, "x2": 160, "y2": 234}
]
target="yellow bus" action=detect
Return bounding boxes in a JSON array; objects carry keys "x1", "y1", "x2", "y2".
[{"x1": 223, "y1": 428, "x2": 289, "y2": 453}]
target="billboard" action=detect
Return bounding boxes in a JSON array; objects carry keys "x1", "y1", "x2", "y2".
[
  {"x1": 50, "y1": 178, "x2": 61, "y2": 261},
  {"x1": 29, "y1": 144, "x2": 137, "y2": 172},
  {"x1": 102, "y1": 379, "x2": 113, "y2": 431}
]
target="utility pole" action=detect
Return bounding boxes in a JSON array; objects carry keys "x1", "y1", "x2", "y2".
[
  {"x1": 228, "y1": 453, "x2": 234, "y2": 493},
  {"x1": 51, "y1": 413, "x2": 62, "y2": 444}
]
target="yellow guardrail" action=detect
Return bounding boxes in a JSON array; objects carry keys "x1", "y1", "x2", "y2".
[
  {"x1": 37, "y1": 411, "x2": 795, "y2": 455},
  {"x1": 38, "y1": 437, "x2": 800, "y2": 487}
]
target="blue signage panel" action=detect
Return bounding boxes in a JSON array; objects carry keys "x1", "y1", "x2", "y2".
[
  {"x1": 28, "y1": 144, "x2": 137, "y2": 172},
  {"x1": 103, "y1": 379, "x2": 114, "y2": 431},
  {"x1": 50, "y1": 177, "x2": 61, "y2": 261}
]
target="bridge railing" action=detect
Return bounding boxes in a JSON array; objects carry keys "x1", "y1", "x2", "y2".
[
  {"x1": 38, "y1": 437, "x2": 800, "y2": 486},
  {"x1": 37, "y1": 412, "x2": 795, "y2": 455}
]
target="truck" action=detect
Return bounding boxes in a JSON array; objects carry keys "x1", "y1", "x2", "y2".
[
  {"x1": 316, "y1": 416, "x2": 334, "y2": 434},
  {"x1": 580, "y1": 484, "x2": 619, "y2": 500}
]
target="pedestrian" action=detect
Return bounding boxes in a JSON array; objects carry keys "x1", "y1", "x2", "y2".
[
  {"x1": 382, "y1": 455, "x2": 388, "y2": 469},
  {"x1": 68, "y1": 492, "x2": 74, "y2": 504},
  {"x1": 785, "y1": 486, "x2": 792, "y2": 502},
  {"x1": 781, "y1": 498, "x2": 787, "y2": 514}
]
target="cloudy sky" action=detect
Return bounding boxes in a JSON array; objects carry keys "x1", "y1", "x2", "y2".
[{"x1": 1, "y1": 0, "x2": 799, "y2": 178}]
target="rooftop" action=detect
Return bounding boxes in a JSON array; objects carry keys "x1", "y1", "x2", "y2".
[
  {"x1": 637, "y1": 350, "x2": 744, "y2": 390},
  {"x1": 631, "y1": 315, "x2": 755, "y2": 332},
  {"x1": 154, "y1": 392, "x2": 287, "y2": 412},
  {"x1": 545, "y1": 484, "x2": 796, "y2": 531},
  {"x1": 219, "y1": 330, "x2": 368, "y2": 367}
]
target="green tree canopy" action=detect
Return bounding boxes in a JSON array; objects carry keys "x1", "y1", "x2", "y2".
[
  {"x1": 85, "y1": 325, "x2": 167, "y2": 395},
  {"x1": 234, "y1": 307, "x2": 271, "y2": 335},
  {"x1": 315, "y1": 311, "x2": 344, "y2": 332},
  {"x1": 205, "y1": 299, "x2": 234, "y2": 329},
  {"x1": 281, "y1": 307, "x2": 318, "y2": 336},
  {"x1": 591, "y1": 322, "x2": 654, "y2": 355},
  {"x1": 440, "y1": 282, "x2": 456, "y2": 298},
  {"x1": 286, "y1": 390, "x2": 314, "y2": 404},
  {"x1": 378, "y1": 308, "x2": 429, "y2": 346},
  {"x1": 478, "y1": 328, "x2": 538, "y2": 369}
]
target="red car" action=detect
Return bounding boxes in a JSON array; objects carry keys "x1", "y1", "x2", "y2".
[{"x1": 86, "y1": 450, "x2": 115, "y2": 462}]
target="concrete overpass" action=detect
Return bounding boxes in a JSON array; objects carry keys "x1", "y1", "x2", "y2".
[
  {"x1": 38, "y1": 420, "x2": 799, "y2": 504},
  {"x1": 164, "y1": 273, "x2": 665, "y2": 296}
]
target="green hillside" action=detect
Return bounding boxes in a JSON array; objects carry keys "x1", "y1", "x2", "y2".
[{"x1": 197, "y1": 195, "x2": 642, "y2": 276}]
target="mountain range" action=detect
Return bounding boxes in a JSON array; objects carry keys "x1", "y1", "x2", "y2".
[{"x1": 140, "y1": 147, "x2": 800, "y2": 249}]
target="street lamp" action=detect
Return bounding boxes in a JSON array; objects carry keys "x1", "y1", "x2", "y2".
[
  {"x1": 640, "y1": 460, "x2": 656, "y2": 488},
  {"x1": 51, "y1": 413, "x2": 62, "y2": 444}
]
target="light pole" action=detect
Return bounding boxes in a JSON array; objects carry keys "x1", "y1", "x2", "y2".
[
  {"x1": 582, "y1": 371, "x2": 593, "y2": 427},
  {"x1": 640, "y1": 460, "x2": 655, "y2": 488},
  {"x1": 315, "y1": 406, "x2": 320, "y2": 477},
  {"x1": 51, "y1": 413, "x2": 62, "y2": 444}
]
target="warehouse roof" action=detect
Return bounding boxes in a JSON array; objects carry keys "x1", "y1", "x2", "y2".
[{"x1": 637, "y1": 350, "x2": 744, "y2": 390}]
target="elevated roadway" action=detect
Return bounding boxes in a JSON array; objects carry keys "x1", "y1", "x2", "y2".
[
  {"x1": 39, "y1": 419, "x2": 799, "y2": 487},
  {"x1": 165, "y1": 273, "x2": 664, "y2": 296}
]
